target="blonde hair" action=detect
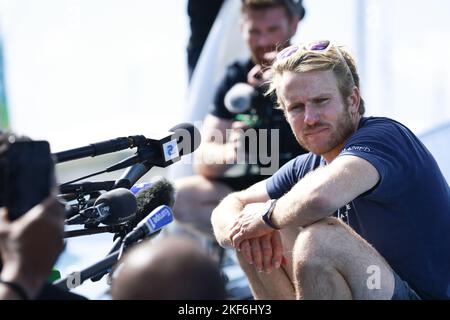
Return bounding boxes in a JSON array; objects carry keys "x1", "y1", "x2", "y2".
[{"x1": 268, "y1": 41, "x2": 365, "y2": 114}]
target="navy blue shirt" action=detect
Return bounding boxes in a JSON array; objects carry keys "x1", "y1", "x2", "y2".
[{"x1": 267, "y1": 117, "x2": 450, "y2": 299}]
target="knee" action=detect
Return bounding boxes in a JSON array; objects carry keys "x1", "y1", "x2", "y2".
[
  {"x1": 172, "y1": 176, "x2": 203, "y2": 221},
  {"x1": 172, "y1": 175, "x2": 231, "y2": 222},
  {"x1": 293, "y1": 217, "x2": 346, "y2": 266}
]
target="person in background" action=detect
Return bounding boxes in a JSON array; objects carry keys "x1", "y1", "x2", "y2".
[
  {"x1": 187, "y1": 0, "x2": 225, "y2": 81},
  {"x1": 174, "y1": 0, "x2": 307, "y2": 239}
]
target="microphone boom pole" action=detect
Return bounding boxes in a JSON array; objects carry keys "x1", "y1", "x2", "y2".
[{"x1": 53, "y1": 135, "x2": 147, "y2": 163}]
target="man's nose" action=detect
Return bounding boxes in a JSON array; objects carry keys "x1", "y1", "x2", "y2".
[
  {"x1": 304, "y1": 106, "x2": 320, "y2": 126},
  {"x1": 256, "y1": 33, "x2": 273, "y2": 48}
]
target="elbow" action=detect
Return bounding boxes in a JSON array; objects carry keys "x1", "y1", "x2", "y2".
[
  {"x1": 303, "y1": 192, "x2": 337, "y2": 223},
  {"x1": 210, "y1": 208, "x2": 230, "y2": 248},
  {"x1": 193, "y1": 152, "x2": 221, "y2": 178},
  {"x1": 194, "y1": 163, "x2": 218, "y2": 178}
]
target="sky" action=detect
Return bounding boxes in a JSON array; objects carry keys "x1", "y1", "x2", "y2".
[{"x1": 0, "y1": 0, "x2": 190, "y2": 152}]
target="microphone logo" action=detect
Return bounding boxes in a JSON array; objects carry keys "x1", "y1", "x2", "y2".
[
  {"x1": 97, "y1": 203, "x2": 110, "y2": 219},
  {"x1": 147, "y1": 205, "x2": 173, "y2": 231},
  {"x1": 162, "y1": 140, "x2": 179, "y2": 162}
]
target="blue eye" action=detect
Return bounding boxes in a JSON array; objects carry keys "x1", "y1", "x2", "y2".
[
  {"x1": 289, "y1": 104, "x2": 304, "y2": 113},
  {"x1": 317, "y1": 98, "x2": 329, "y2": 104}
]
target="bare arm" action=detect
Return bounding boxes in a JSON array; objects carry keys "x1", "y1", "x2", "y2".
[
  {"x1": 271, "y1": 155, "x2": 380, "y2": 228},
  {"x1": 193, "y1": 114, "x2": 235, "y2": 178},
  {"x1": 211, "y1": 180, "x2": 270, "y2": 248}
]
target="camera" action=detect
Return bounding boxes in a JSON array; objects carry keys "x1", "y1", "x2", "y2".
[
  {"x1": 223, "y1": 82, "x2": 274, "y2": 129},
  {"x1": 0, "y1": 132, "x2": 54, "y2": 221},
  {"x1": 223, "y1": 83, "x2": 280, "y2": 168}
]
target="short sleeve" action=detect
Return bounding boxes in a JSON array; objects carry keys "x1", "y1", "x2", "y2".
[
  {"x1": 266, "y1": 153, "x2": 321, "y2": 199},
  {"x1": 339, "y1": 118, "x2": 416, "y2": 201}
]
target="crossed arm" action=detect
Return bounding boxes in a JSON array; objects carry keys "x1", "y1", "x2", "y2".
[
  {"x1": 211, "y1": 155, "x2": 380, "y2": 272},
  {"x1": 194, "y1": 114, "x2": 249, "y2": 178}
]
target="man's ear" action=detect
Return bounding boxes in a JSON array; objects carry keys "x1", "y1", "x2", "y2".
[
  {"x1": 347, "y1": 86, "x2": 361, "y2": 115},
  {"x1": 289, "y1": 16, "x2": 300, "y2": 38}
]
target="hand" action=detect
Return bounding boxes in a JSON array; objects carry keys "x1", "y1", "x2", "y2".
[
  {"x1": 228, "y1": 202, "x2": 273, "y2": 249},
  {"x1": 0, "y1": 195, "x2": 65, "y2": 299},
  {"x1": 247, "y1": 54, "x2": 276, "y2": 88},
  {"x1": 226, "y1": 121, "x2": 250, "y2": 162},
  {"x1": 239, "y1": 232, "x2": 285, "y2": 273}
]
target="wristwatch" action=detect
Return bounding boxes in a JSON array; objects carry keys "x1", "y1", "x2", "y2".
[{"x1": 261, "y1": 199, "x2": 280, "y2": 230}]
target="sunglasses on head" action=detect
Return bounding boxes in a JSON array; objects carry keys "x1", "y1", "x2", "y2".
[
  {"x1": 275, "y1": 40, "x2": 356, "y2": 85},
  {"x1": 276, "y1": 40, "x2": 331, "y2": 61}
]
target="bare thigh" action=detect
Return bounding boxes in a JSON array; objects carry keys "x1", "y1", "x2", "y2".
[{"x1": 292, "y1": 217, "x2": 395, "y2": 299}]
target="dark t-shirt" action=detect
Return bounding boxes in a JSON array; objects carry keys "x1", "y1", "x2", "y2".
[
  {"x1": 210, "y1": 58, "x2": 306, "y2": 190},
  {"x1": 266, "y1": 117, "x2": 450, "y2": 299}
]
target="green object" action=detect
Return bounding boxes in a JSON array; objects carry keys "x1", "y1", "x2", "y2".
[
  {"x1": 0, "y1": 36, "x2": 9, "y2": 129},
  {"x1": 235, "y1": 114, "x2": 261, "y2": 127},
  {"x1": 48, "y1": 269, "x2": 61, "y2": 282}
]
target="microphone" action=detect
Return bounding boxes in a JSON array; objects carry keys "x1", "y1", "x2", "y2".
[
  {"x1": 129, "y1": 177, "x2": 175, "y2": 227},
  {"x1": 90, "y1": 178, "x2": 174, "y2": 282},
  {"x1": 224, "y1": 82, "x2": 257, "y2": 114},
  {"x1": 169, "y1": 122, "x2": 201, "y2": 157},
  {"x1": 112, "y1": 162, "x2": 153, "y2": 190},
  {"x1": 130, "y1": 181, "x2": 153, "y2": 195},
  {"x1": 59, "y1": 181, "x2": 116, "y2": 195},
  {"x1": 123, "y1": 205, "x2": 173, "y2": 245},
  {"x1": 111, "y1": 123, "x2": 201, "y2": 189},
  {"x1": 53, "y1": 123, "x2": 201, "y2": 164},
  {"x1": 66, "y1": 188, "x2": 137, "y2": 226},
  {"x1": 54, "y1": 135, "x2": 147, "y2": 163}
]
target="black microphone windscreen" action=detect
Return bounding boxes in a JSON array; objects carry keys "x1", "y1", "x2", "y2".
[
  {"x1": 169, "y1": 123, "x2": 201, "y2": 156},
  {"x1": 132, "y1": 177, "x2": 175, "y2": 225},
  {"x1": 94, "y1": 188, "x2": 137, "y2": 225}
]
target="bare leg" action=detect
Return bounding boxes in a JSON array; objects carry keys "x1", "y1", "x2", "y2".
[
  {"x1": 236, "y1": 252, "x2": 296, "y2": 299},
  {"x1": 173, "y1": 175, "x2": 232, "y2": 237},
  {"x1": 234, "y1": 226, "x2": 301, "y2": 299},
  {"x1": 293, "y1": 217, "x2": 395, "y2": 300},
  {"x1": 235, "y1": 218, "x2": 395, "y2": 300}
]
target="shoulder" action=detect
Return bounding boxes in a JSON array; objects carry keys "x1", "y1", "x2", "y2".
[
  {"x1": 212, "y1": 58, "x2": 253, "y2": 118},
  {"x1": 345, "y1": 117, "x2": 418, "y2": 149},
  {"x1": 356, "y1": 116, "x2": 412, "y2": 137},
  {"x1": 290, "y1": 152, "x2": 322, "y2": 177},
  {"x1": 341, "y1": 117, "x2": 424, "y2": 194},
  {"x1": 269, "y1": 153, "x2": 319, "y2": 185},
  {"x1": 222, "y1": 58, "x2": 253, "y2": 81}
]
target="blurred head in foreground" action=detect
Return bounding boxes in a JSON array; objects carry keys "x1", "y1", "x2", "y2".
[{"x1": 111, "y1": 236, "x2": 226, "y2": 300}]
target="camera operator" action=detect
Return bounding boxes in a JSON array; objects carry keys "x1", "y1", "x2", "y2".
[
  {"x1": 0, "y1": 131, "x2": 86, "y2": 300},
  {"x1": 173, "y1": 0, "x2": 308, "y2": 238}
]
